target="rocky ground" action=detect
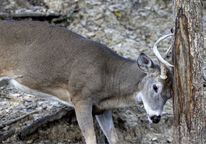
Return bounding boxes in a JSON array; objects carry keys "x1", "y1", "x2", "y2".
[{"x1": 0, "y1": 0, "x2": 205, "y2": 144}]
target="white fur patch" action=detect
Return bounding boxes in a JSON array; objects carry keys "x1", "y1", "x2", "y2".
[
  {"x1": 136, "y1": 92, "x2": 162, "y2": 123},
  {"x1": 0, "y1": 77, "x2": 74, "y2": 107},
  {"x1": 136, "y1": 92, "x2": 143, "y2": 102}
]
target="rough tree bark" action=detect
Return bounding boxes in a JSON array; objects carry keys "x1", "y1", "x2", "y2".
[{"x1": 172, "y1": 0, "x2": 205, "y2": 143}]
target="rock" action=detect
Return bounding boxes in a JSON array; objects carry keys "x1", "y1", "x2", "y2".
[
  {"x1": 167, "y1": 137, "x2": 173, "y2": 143},
  {"x1": 125, "y1": 134, "x2": 132, "y2": 140},
  {"x1": 26, "y1": 139, "x2": 33, "y2": 144},
  {"x1": 139, "y1": 11, "x2": 149, "y2": 17},
  {"x1": 86, "y1": 32, "x2": 95, "y2": 37},
  {"x1": 152, "y1": 137, "x2": 158, "y2": 141},
  {"x1": 157, "y1": 9, "x2": 169, "y2": 17}
]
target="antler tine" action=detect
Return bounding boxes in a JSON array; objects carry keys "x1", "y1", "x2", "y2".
[
  {"x1": 153, "y1": 33, "x2": 174, "y2": 67},
  {"x1": 162, "y1": 46, "x2": 171, "y2": 59}
]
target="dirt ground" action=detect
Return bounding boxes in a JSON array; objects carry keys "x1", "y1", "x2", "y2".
[{"x1": 0, "y1": 0, "x2": 205, "y2": 144}]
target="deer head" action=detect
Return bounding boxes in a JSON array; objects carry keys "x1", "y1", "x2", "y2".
[{"x1": 137, "y1": 34, "x2": 173, "y2": 123}]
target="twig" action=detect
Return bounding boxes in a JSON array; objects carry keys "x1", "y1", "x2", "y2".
[
  {"x1": 0, "y1": 110, "x2": 38, "y2": 129},
  {"x1": 0, "y1": 12, "x2": 61, "y2": 18},
  {"x1": 19, "y1": 107, "x2": 73, "y2": 139},
  {"x1": 0, "y1": 128, "x2": 15, "y2": 142}
]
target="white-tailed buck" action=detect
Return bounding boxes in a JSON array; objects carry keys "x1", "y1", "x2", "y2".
[{"x1": 0, "y1": 21, "x2": 173, "y2": 144}]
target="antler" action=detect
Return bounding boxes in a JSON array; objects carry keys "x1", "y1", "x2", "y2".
[
  {"x1": 153, "y1": 33, "x2": 174, "y2": 79},
  {"x1": 203, "y1": 66, "x2": 206, "y2": 81}
]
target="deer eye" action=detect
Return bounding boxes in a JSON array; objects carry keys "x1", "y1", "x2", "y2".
[{"x1": 153, "y1": 84, "x2": 158, "y2": 93}]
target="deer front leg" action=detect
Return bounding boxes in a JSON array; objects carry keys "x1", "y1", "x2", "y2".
[
  {"x1": 96, "y1": 110, "x2": 118, "y2": 144},
  {"x1": 75, "y1": 101, "x2": 96, "y2": 144}
]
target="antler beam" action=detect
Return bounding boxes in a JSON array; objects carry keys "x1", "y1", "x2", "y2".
[{"x1": 153, "y1": 33, "x2": 174, "y2": 67}]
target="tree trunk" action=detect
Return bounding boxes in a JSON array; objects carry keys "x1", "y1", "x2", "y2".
[{"x1": 172, "y1": 0, "x2": 205, "y2": 143}]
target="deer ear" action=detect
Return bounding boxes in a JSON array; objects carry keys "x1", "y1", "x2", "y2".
[{"x1": 137, "y1": 53, "x2": 154, "y2": 72}]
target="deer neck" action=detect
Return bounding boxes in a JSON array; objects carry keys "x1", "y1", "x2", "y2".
[{"x1": 94, "y1": 59, "x2": 146, "y2": 112}]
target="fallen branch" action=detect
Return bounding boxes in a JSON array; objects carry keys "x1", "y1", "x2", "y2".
[
  {"x1": 0, "y1": 128, "x2": 15, "y2": 142},
  {"x1": 0, "y1": 12, "x2": 61, "y2": 18},
  {"x1": 0, "y1": 110, "x2": 38, "y2": 129},
  {"x1": 19, "y1": 107, "x2": 74, "y2": 139}
]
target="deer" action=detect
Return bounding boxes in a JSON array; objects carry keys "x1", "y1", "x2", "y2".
[{"x1": 0, "y1": 20, "x2": 173, "y2": 144}]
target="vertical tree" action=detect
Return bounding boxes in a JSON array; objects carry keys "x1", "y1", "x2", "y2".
[{"x1": 172, "y1": 0, "x2": 205, "y2": 143}]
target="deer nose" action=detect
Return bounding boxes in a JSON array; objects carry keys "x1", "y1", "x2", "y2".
[{"x1": 150, "y1": 115, "x2": 161, "y2": 123}]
